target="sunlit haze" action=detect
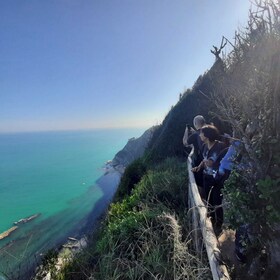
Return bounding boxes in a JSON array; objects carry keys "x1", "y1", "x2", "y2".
[{"x1": 0, "y1": 0, "x2": 251, "y2": 133}]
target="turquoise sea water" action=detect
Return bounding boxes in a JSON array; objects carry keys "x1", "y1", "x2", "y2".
[{"x1": 0, "y1": 128, "x2": 145, "y2": 278}]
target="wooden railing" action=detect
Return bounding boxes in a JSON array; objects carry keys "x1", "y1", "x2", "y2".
[{"x1": 187, "y1": 151, "x2": 230, "y2": 280}]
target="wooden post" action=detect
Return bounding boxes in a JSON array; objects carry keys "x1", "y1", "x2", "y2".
[{"x1": 187, "y1": 152, "x2": 230, "y2": 280}]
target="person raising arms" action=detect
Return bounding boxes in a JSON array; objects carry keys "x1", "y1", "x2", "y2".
[
  {"x1": 183, "y1": 115, "x2": 206, "y2": 166},
  {"x1": 183, "y1": 115, "x2": 206, "y2": 188}
]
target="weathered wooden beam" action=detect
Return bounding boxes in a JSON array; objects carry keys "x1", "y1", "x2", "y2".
[{"x1": 187, "y1": 154, "x2": 230, "y2": 280}]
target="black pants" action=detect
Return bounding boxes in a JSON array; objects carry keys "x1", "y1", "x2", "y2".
[
  {"x1": 203, "y1": 174, "x2": 223, "y2": 228},
  {"x1": 194, "y1": 169, "x2": 204, "y2": 187},
  {"x1": 203, "y1": 170, "x2": 231, "y2": 228}
]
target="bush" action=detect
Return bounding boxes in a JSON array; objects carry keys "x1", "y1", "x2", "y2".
[{"x1": 114, "y1": 158, "x2": 147, "y2": 201}]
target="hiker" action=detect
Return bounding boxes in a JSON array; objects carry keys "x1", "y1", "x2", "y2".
[
  {"x1": 210, "y1": 134, "x2": 242, "y2": 233},
  {"x1": 214, "y1": 133, "x2": 242, "y2": 185},
  {"x1": 192, "y1": 125, "x2": 226, "y2": 231},
  {"x1": 183, "y1": 115, "x2": 206, "y2": 187}
]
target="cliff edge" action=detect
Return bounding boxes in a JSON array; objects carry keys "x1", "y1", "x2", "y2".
[{"x1": 111, "y1": 126, "x2": 156, "y2": 170}]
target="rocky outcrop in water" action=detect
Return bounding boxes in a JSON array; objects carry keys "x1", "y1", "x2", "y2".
[{"x1": 0, "y1": 226, "x2": 18, "y2": 240}]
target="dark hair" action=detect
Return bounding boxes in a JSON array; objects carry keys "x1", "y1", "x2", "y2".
[{"x1": 201, "y1": 125, "x2": 220, "y2": 142}]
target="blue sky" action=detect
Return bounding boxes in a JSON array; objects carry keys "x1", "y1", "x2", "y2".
[{"x1": 0, "y1": 0, "x2": 251, "y2": 133}]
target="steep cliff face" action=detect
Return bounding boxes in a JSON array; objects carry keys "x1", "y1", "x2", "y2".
[{"x1": 111, "y1": 126, "x2": 156, "y2": 168}]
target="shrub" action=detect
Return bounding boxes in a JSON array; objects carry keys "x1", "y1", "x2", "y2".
[{"x1": 114, "y1": 158, "x2": 147, "y2": 201}]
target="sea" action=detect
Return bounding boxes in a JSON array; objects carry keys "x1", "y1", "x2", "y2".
[{"x1": 0, "y1": 128, "x2": 145, "y2": 279}]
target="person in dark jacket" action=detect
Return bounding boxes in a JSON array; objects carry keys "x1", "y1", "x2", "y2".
[
  {"x1": 192, "y1": 125, "x2": 226, "y2": 232},
  {"x1": 183, "y1": 115, "x2": 206, "y2": 188}
]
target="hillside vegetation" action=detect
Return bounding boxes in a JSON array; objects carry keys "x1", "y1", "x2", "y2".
[
  {"x1": 44, "y1": 159, "x2": 211, "y2": 280},
  {"x1": 38, "y1": 1, "x2": 279, "y2": 279}
]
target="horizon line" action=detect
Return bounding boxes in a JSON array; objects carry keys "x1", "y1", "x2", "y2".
[{"x1": 0, "y1": 126, "x2": 153, "y2": 135}]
